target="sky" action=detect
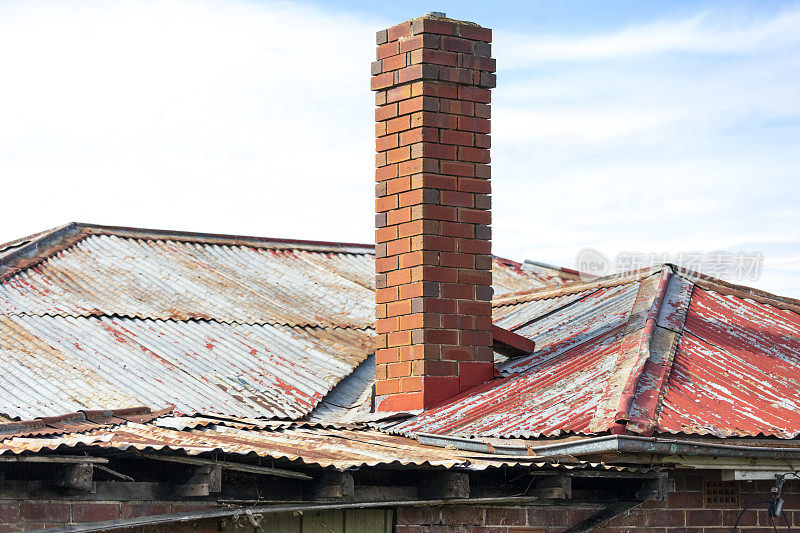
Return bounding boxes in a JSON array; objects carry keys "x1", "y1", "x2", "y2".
[{"x1": 0, "y1": 0, "x2": 798, "y2": 294}]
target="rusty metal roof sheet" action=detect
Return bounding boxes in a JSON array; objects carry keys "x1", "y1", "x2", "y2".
[
  {"x1": 0, "y1": 411, "x2": 649, "y2": 473},
  {"x1": 0, "y1": 224, "x2": 560, "y2": 328},
  {"x1": 0, "y1": 314, "x2": 372, "y2": 420},
  {"x1": 0, "y1": 223, "x2": 563, "y2": 422},
  {"x1": 393, "y1": 265, "x2": 800, "y2": 439}
]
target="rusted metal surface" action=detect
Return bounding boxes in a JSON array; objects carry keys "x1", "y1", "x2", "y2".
[
  {"x1": 0, "y1": 407, "x2": 168, "y2": 440},
  {"x1": 394, "y1": 267, "x2": 800, "y2": 439},
  {"x1": 491, "y1": 257, "x2": 568, "y2": 294},
  {"x1": 0, "y1": 233, "x2": 376, "y2": 327},
  {"x1": 0, "y1": 225, "x2": 560, "y2": 328},
  {"x1": 655, "y1": 286, "x2": 800, "y2": 438},
  {"x1": 392, "y1": 324, "x2": 627, "y2": 437},
  {"x1": 0, "y1": 314, "x2": 372, "y2": 420},
  {"x1": 0, "y1": 412, "x2": 648, "y2": 473},
  {"x1": 499, "y1": 282, "x2": 641, "y2": 375}
]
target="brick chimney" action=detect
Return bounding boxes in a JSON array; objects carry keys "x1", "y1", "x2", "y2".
[{"x1": 371, "y1": 13, "x2": 496, "y2": 412}]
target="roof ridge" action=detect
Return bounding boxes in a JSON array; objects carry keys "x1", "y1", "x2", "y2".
[{"x1": 587, "y1": 267, "x2": 672, "y2": 434}]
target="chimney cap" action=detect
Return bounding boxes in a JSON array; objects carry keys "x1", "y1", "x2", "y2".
[{"x1": 426, "y1": 11, "x2": 446, "y2": 17}]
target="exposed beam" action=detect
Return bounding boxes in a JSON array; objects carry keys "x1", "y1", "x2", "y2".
[
  {"x1": 313, "y1": 471, "x2": 354, "y2": 500},
  {"x1": 135, "y1": 453, "x2": 311, "y2": 480},
  {"x1": 50, "y1": 463, "x2": 94, "y2": 493},
  {"x1": 0, "y1": 456, "x2": 108, "y2": 464},
  {"x1": 419, "y1": 472, "x2": 469, "y2": 499}
]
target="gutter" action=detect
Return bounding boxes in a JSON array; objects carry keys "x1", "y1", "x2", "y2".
[{"x1": 415, "y1": 433, "x2": 800, "y2": 461}]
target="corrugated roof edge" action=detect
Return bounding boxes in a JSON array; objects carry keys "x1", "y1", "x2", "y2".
[
  {"x1": 0, "y1": 222, "x2": 375, "y2": 279},
  {"x1": 492, "y1": 266, "x2": 661, "y2": 307},
  {"x1": 523, "y1": 260, "x2": 586, "y2": 282}
]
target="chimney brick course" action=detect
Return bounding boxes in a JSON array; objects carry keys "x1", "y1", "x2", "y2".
[{"x1": 372, "y1": 14, "x2": 495, "y2": 412}]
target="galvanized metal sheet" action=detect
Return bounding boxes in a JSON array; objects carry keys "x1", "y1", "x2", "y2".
[
  {"x1": 0, "y1": 415, "x2": 648, "y2": 473},
  {"x1": 0, "y1": 234, "x2": 375, "y2": 327},
  {"x1": 0, "y1": 314, "x2": 372, "y2": 420},
  {"x1": 492, "y1": 289, "x2": 594, "y2": 328},
  {"x1": 500, "y1": 283, "x2": 640, "y2": 375},
  {"x1": 656, "y1": 286, "x2": 800, "y2": 438}
]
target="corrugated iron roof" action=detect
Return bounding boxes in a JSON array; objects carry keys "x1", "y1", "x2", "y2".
[
  {"x1": 0, "y1": 223, "x2": 563, "y2": 328},
  {"x1": 0, "y1": 314, "x2": 371, "y2": 420},
  {"x1": 0, "y1": 410, "x2": 650, "y2": 473},
  {"x1": 0, "y1": 223, "x2": 561, "y2": 422},
  {"x1": 392, "y1": 265, "x2": 800, "y2": 439}
]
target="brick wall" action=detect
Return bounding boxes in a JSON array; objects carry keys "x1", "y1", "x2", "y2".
[
  {"x1": 371, "y1": 13, "x2": 497, "y2": 412},
  {"x1": 0, "y1": 501, "x2": 219, "y2": 532},
  {"x1": 396, "y1": 472, "x2": 800, "y2": 533}
]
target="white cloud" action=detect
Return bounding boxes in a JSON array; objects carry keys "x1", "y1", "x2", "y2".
[
  {"x1": 497, "y1": 7, "x2": 800, "y2": 67},
  {"x1": 0, "y1": 1, "x2": 798, "y2": 295}
]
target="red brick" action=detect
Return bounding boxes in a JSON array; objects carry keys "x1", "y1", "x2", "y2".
[
  {"x1": 376, "y1": 347, "x2": 399, "y2": 364},
  {"x1": 440, "y1": 160, "x2": 475, "y2": 177},
  {"x1": 411, "y1": 204, "x2": 458, "y2": 221},
  {"x1": 459, "y1": 85, "x2": 491, "y2": 103},
  {"x1": 387, "y1": 22, "x2": 410, "y2": 41},
  {"x1": 382, "y1": 52, "x2": 407, "y2": 71},
  {"x1": 397, "y1": 506, "x2": 442, "y2": 525},
  {"x1": 440, "y1": 252, "x2": 475, "y2": 268},
  {"x1": 73, "y1": 503, "x2": 119, "y2": 523},
  {"x1": 0, "y1": 502, "x2": 20, "y2": 523},
  {"x1": 459, "y1": 116, "x2": 491, "y2": 133},
  {"x1": 375, "y1": 103, "x2": 398, "y2": 121},
  {"x1": 440, "y1": 221, "x2": 474, "y2": 238},
  {"x1": 386, "y1": 115, "x2": 411, "y2": 134},
  {"x1": 376, "y1": 133, "x2": 399, "y2": 152},
  {"x1": 412, "y1": 18, "x2": 458, "y2": 36},
  {"x1": 441, "y1": 282, "x2": 474, "y2": 299},
  {"x1": 411, "y1": 111, "x2": 458, "y2": 130},
  {"x1": 413, "y1": 80, "x2": 458, "y2": 99},
  {"x1": 441, "y1": 129, "x2": 474, "y2": 146},
  {"x1": 459, "y1": 146, "x2": 490, "y2": 163},
  {"x1": 387, "y1": 176, "x2": 411, "y2": 195},
  {"x1": 458, "y1": 207, "x2": 491, "y2": 223},
  {"x1": 375, "y1": 378, "x2": 399, "y2": 395},
  {"x1": 486, "y1": 506, "x2": 527, "y2": 526},
  {"x1": 440, "y1": 190, "x2": 474, "y2": 208},
  {"x1": 459, "y1": 300, "x2": 492, "y2": 316},
  {"x1": 457, "y1": 24, "x2": 492, "y2": 42},
  {"x1": 386, "y1": 84, "x2": 412, "y2": 103},
  {"x1": 411, "y1": 142, "x2": 457, "y2": 160},
  {"x1": 410, "y1": 48, "x2": 457, "y2": 67},
  {"x1": 399, "y1": 127, "x2": 439, "y2": 146},
  {"x1": 441, "y1": 506, "x2": 484, "y2": 525},
  {"x1": 20, "y1": 502, "x2": 70, "y2": 523},
  {"x1": 370, "y1": 71, "x2": 394, "y2": 90},
  {"x1": 458, "y1": 178, "x2": 491, "y2": 195},
  {"x1": 410, "y1": 234, "x2": 456, "y2": 252},
  {"x1": 439, "y1": 98, "x2": 475, "y2": 116},
  {"x1": 387, "y1": 206, "x2": 412, "y2": 225},
  {"x1": 377, "y1": 41, "x2": 399, "y2": 59},
  {"x1": 440, "y1": 36, "x2": 475, "y2": 54},
  {"x1": 386, "y1": 145, "x2": 411, "y2": 164},
  {"x1": 685, "y1": 509, "x2": 722, "y2": 526},
  {"x1": 376, "y1": 287, "x2": 398, "y2": 303}
]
